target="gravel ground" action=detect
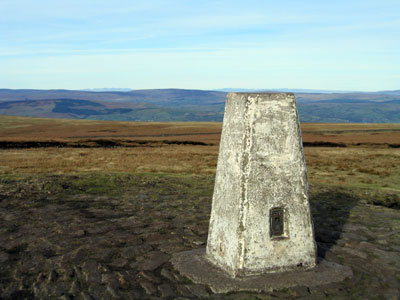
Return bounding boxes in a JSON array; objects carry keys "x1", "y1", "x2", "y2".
[{"x1": 0, "y1": 174, "x2": 399, "y2": 299}]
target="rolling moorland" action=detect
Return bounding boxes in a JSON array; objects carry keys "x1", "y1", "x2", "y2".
[
  {"x1": 0, "y1": 115, "x2": 399, "y2": 299},
  {"x1": 1, "y1": 88, "x2": 400, "y2": 122}
]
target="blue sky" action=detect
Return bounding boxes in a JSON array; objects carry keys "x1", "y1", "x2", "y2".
[{"x1": 1, "y1": 0, "x2": 399, "y2": 91}]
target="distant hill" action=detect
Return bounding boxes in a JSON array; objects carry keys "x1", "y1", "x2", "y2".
[
  {"x1": 375, "y1": 90, "x2": 400, "y2": 96},
  {"x1": 216, "y1": 88, "x2": 359, "y2": 93},
  {"x1": 0, "y1": 89, "x2": 226, "y2": 105},
  {"x1": 0, "y1": 88, "x2": 399, "y2": 122},
  {"x1": 82, "y1": 88, "x2": 133, "y2": 92},
  {"x1": 299, "y1": 102, "x2": 400, "y2": 123}
]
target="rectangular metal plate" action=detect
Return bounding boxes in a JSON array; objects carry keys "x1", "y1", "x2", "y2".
[{"x1": 270, "y1": 207, "x2": 284, "y2": 237}]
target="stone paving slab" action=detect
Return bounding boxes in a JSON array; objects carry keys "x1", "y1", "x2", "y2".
[{"x1": 172, "y1": 248, "x2": 353, "y2": 293}]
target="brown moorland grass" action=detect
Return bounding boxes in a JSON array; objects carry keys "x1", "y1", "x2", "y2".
[
  {"x1": 0, "y1": 115, "x2": 222, "y2": 144},
  {"x1": 1, "y1": 115, "x2": 400, "y2": 145},
  {"x1": 0, "y1": 146, "x2": 219, "y2": 175},
  {"x1": 305, "y1": 147, "x2": 400, "y2": 192},
  {"x1": 0, "y1": 115, "x2": 399, "y2": 194},
  {"x1": 301, "y1": 123, "x2": 400, "y2": 145},
  {"x1": 1, "y1": 146, "x2": 398, "y2": 192}
]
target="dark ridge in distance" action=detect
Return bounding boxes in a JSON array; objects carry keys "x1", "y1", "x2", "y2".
[
  {"x1": 66, "y1": 132, "x2": 221, "y2": 139},
  {"x1": 0, "y1": 140, "x2": 211, "y2": 149},
  {"x1": 302, "y1": 142, "x2": 347, "y2": 147},
  {"x1": 302, "y1": 129, "x2": 400, "y2": 134},
  {"x1": 1, "y1": 140, "x2": 399, "y2": 149}
]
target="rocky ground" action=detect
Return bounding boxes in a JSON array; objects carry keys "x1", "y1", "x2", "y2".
[{"x1": 0, "y1": 173, "x2": 399, "y2": 299}]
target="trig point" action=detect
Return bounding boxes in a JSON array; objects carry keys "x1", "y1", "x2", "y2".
[
  {"x1": 172, "y1": 93, "x2": 352, "y2": 293},
  {"x1": 207, "y1": 92, "x2": 316, "y2": 276}
]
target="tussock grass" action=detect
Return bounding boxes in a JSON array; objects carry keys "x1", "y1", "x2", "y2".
[
  {"x1": 305, "y1": 147, "x2": 400, "y2": 191},
  {"x1": 2, "y1": 115, "x2": 400, "y2": 145},
  {"x1": 1, "y1": 145, "x2": 399, "y2": 194},
  {"x1": 0, "y1": 115, "x2": 399, "y2": 197},
  {"x1": 0, "y1": 145, "x2": 218, "y2": 175}
]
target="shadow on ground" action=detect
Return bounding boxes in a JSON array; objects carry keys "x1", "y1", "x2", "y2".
[{"x1": 309, "y1": 187, "x2": 359, "y2": 259}]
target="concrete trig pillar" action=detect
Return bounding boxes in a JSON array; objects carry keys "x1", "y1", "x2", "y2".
[
  {"x1": 172, "y1": 93, "x2": 352, "y2": 293},
  {"x1": 206, "y1": 92, "x2": 316, "y2": 277}
]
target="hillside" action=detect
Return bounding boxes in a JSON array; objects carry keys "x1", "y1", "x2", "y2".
[
  {"x1": 299, "y1": 102, "x2": 400, "y2": 123},
  {"x1": 0, "y1": 89, "x2": 227, "y2": 105},
  {"x1": 0, "y1": 89, "x2": 400, "y2": 122}
]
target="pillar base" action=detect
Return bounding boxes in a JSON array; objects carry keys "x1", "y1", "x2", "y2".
[{"x1": 171, "y1": 248, "x2": 353, "y2": 294}]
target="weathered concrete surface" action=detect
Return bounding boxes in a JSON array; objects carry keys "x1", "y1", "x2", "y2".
[
  {"x1": 172, "y1": 248, "x2": 352, "y2": 294},
  {"x1": 207, "y1": 93, "x2": 316, "y2": 277}
]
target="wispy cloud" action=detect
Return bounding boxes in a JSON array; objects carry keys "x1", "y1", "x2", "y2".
[{"x1": 1, "y1": 0, "x2": 399, "y2": 90}]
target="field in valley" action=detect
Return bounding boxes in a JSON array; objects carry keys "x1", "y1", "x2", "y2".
[{"x1": 0, "y1": 115, "x2": 399, "y2": 299}]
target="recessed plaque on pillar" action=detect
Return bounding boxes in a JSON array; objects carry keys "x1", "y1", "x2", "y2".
[
  {"x1": 206, "y1": 93, "x2": 316, "y2": 277},
  {"x1": 171, "y1": 93, "x2": 352, "y2": 293}
]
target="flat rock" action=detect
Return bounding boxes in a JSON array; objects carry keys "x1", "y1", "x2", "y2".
[
  {"x1": 171, "y1": 248, "x2": 353, "y2": 294},
  {"x1": 121, "y1": 244, "x2": 152, "y2": 259},
  {"x1": 160, "y1": 268, "x2": 178, "y2": 282},
  {"x1": 138, "y1": 279, "x2": 157, "y2": 295},
  {"x1": 82, "y1": 260, "x2": 102, "y2": 284},
  {"x1": 69, "y1": 280, "x2": 81, "y2": 296},
  {"x1": 141, "y1": 251, "x2": 169, "y2": 271},
  {"x1": 139, "y1": 270, "x2": 162, "y2": 283},
  {"x1": 108, "y1": 257, "x2": 128, "y2": 269},
  {"x1": 0, "y1": 250, "x2": 9, "y2": 263},
  {"x1": 184, "y1": 284, "x2": 210, "y2": 298},
  {"x1": 158, "y1": 283, "x2": 176, "y2": 298},
  {"x1": 71, "y1": 229, "x2": 86, "y2": 237}
]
